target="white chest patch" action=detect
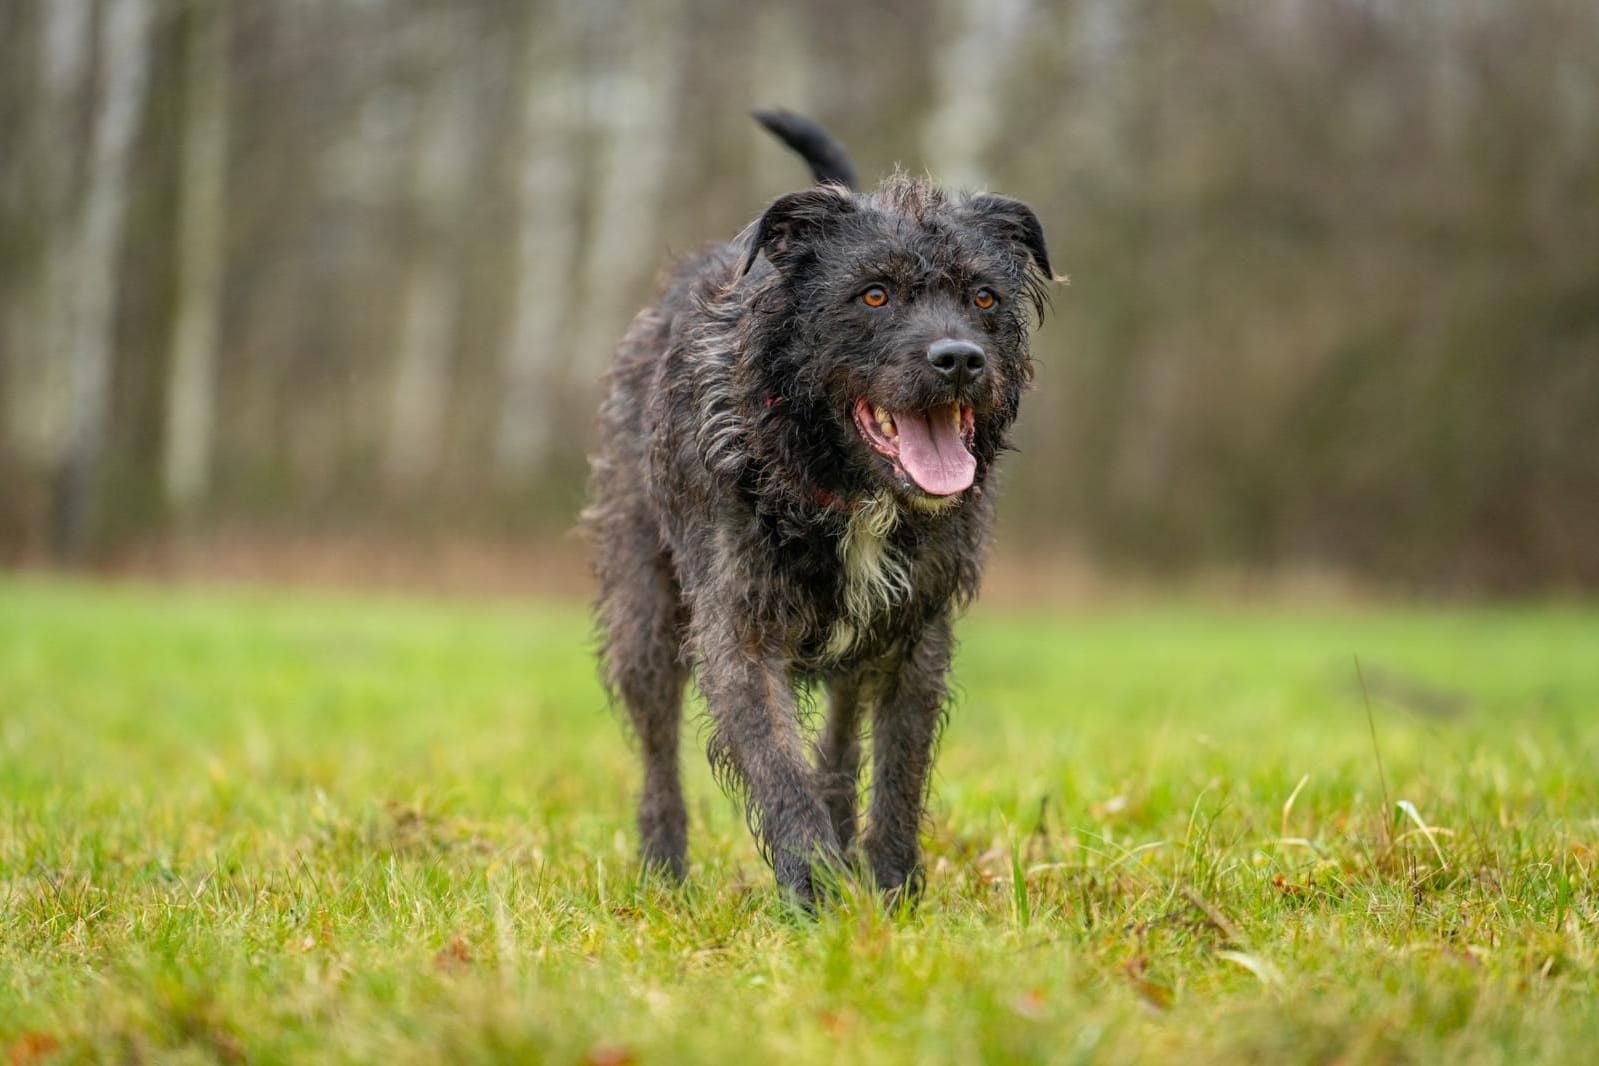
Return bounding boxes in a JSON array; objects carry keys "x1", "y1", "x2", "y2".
[{"x1": 825, "y1": 492, "x2": 911, "y2": 658}]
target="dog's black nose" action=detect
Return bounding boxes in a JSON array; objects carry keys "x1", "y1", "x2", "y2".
[{"x1": 927, "y1": 339, "x2": 986, "y2": 386}]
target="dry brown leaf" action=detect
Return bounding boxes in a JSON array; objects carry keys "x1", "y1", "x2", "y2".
[
  {"x1": 7, "y1": 1033, "x2": 61, "y2": 1066},
  {"x1": 1272, "y1": 873, "x2": 1305, "y2": 897},
  {"x1": 434, "y1": 936, "x2": 473, "y2": 972},
  {"x1": 1121, "y1": 955, "x2": 1172, "y2": 1011}
]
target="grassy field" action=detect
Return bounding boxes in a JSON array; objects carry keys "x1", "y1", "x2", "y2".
[{"x1": 2, "y1": 578, "x2": 1598, "y2": 1064}]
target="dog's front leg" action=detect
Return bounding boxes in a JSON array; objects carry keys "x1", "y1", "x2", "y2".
[
  {"x1": 865, "y1": 615, "x2": 953, "y2": 899},
  {"x1": 816, "y1": 672, "x2": 868, "y2": 853},
  {"x1": 696, "y1": 629, "x2": 840, "y2": 904}
]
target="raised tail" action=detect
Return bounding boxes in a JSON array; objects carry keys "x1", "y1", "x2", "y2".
[{"x1": 752, "y1": 108, "x2": 859, "y2": 191}]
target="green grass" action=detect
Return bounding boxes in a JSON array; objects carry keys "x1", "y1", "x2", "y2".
[{"x1": 3, "y1": 578, "x2": 1598, "y2": 1064}]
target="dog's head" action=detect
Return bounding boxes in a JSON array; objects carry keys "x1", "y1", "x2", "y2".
[{"x1": 738, "y1": 176, "x2": 1054, "y2": 512}]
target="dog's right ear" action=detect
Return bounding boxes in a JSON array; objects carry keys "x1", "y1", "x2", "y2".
[{"x1": 737, "y1": 185, "x2": 855, "y2": 277}]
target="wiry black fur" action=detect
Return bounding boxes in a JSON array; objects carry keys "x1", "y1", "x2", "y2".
[{"x1": 585, "y1": 113, "x2": 1054, "y2": 905}]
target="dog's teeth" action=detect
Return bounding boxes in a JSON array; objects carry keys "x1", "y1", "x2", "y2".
[{"x1": 874, "y1": 406, "x2": 896, "y2": 437}]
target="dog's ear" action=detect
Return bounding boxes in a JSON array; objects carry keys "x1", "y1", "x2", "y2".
[
  {"x1": 964, "y1": 194, "x2": 1055, "y2": 281},
  {"x1": 738, "y1": 185, "x2": 855, "y2": 277}
]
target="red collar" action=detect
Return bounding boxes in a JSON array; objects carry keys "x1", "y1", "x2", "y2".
[
  {"x1": 810, "y1": 486, "x2": 856, "y2": 512},
  {"x1": 767, "y1": 394, "x2": 856, "y2": 514}
]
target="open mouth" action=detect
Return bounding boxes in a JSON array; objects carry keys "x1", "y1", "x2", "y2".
[{"x1": 852, "y1": 397, "x2": 978, "y2": 497}]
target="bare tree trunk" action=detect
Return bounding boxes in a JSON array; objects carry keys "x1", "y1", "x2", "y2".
[
  {"x1": 163, "y1": 0, "x2": 230, "y2": 512},
  {"x1": 749, "y1": 3, "x2": 816, "y2": 195},
  {"x1": 920, "y1": 0, "x2": 1034, "y2": 190},
  {"x1": 568, "y1": 0, "x2": 688, "y2": 392},
  {"x1": 54, "y1": 0, "x2": 153, "y2": 557},
  {"x1": 1069, "y1": 0, "x2": 1136, "y2": 170},
  {"x1": 493, "y1": 0, "x2": 586, "y2": 480},
  {"x1": 383, "y1": 13, "x2": 473, "y2": 492},
  {"x1": 14, "y1": 0, "x2": 93, "y2": 480}
]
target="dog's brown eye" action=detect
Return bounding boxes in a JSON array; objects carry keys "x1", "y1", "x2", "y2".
[
  {"x1": 974, "y1": 288, "x2": 997, "y2": 310},
  {"x1": 861, "y1": 286, "x2": 889, "y2": 309}
]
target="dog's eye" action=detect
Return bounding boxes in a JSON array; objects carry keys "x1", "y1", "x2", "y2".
[
  {"x1": 861, "y1": 286, "x2": 889, "y2": 309},
  {"x1": 973, "y1": 288, "x2": 998, "y2": 310}
]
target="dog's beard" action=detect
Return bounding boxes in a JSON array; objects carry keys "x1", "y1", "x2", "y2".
[{"x1": 851, "y1": 397, "x2": 977, "y2": 499}]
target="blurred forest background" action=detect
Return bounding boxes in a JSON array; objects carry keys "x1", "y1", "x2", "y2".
[{"x1": 1, "y1": 0, "x2": 1596, "y2": 596}]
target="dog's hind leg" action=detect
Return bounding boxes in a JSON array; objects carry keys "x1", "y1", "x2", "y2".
[
  {"x1": 598, "y1": 527, "x2": 689, "y2": 880},
  {"x1": 816, "y1": 673, "x2": 868, "y2": 853},
  {"x1": 864, "y1": 616, "x2": 953, "y2": 899}
]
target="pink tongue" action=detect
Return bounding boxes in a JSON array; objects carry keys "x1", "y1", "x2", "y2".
[{"x1": 893, "y1": 404, "x2": 976, "y2": 496}]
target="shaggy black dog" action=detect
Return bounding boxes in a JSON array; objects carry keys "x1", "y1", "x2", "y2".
[{"x1": 586, "y1": 110, "x2": 1054, "y2": 904}]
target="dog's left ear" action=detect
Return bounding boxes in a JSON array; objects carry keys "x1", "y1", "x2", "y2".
[
  {"x1": 738, "y1": 185, "x2": 855, "y2": 277},
  {"x1": 963, "y1": 194, "x2": 1055, "y2": 281}
]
